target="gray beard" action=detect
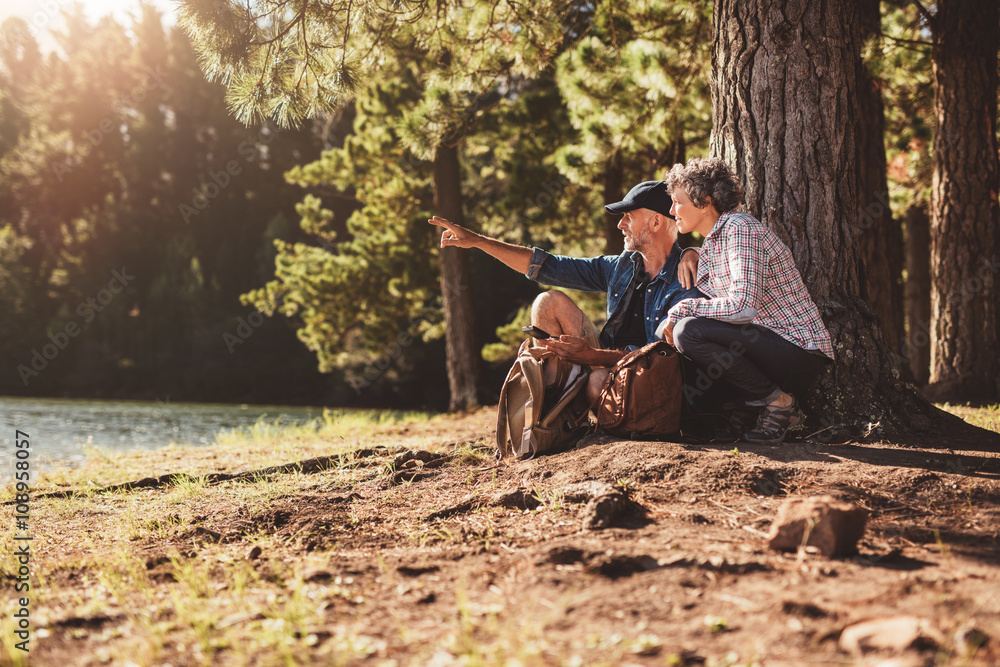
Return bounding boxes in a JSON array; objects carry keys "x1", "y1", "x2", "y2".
[{"x1": 624, "y1": 231, "x2": 652, "y2": 253}]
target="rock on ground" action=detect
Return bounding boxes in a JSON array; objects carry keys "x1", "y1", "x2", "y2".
[
  {"x1": 767, "y1": 494, "x2": 868, "y2": 557},
  {"x1": 839, "y1": 616, "x2": 944, "y2": 657}
]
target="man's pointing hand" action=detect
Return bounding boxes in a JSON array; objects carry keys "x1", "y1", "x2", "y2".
[{"x1": 428, "y1": 216, "x2": 480, "y2": 249}]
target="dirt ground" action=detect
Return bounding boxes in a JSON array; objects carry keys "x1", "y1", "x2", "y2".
[{"x1": 11, "y1": 407, "x2": 1000, "y2": 666}]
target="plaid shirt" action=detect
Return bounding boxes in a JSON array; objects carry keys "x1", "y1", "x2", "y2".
[{"x1": 666, "y1": 212, "x2": 834, "y2": 359}]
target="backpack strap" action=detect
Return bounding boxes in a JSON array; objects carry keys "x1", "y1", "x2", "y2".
[{"x1": 495, "y1": 352, "x2": 523, "y2": 457}]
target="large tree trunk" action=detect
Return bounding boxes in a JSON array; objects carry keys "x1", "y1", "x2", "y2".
[
  {"x1": 602, "y1": 152, "x2": 625, "y2": 255},
  {"x1": 857, "y1": 0, "x2": 907, "y2": 372},
  {"x1": 928, "y1": 0, "x2": 1000, "y2": 403},
  {"x1": 904, "y1": 204, "x2": 932, "y2": 386},
  {"x1": 433, "y1": 143, "x2": 481, "y2": 412},
  {"x1": 712, "y1": 0, "x2": 931, "y2": 436}
]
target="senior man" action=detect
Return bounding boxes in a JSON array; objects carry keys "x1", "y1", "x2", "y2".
[{"x1": 429, "y1": 180, "x2": 700, "y2": 400}]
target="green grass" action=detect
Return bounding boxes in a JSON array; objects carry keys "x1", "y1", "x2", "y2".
[
  {"x1": 0, "y1": 407, "x2": 482, "y2": 666},
  {"x1": 213, "y1": 407, "x2": 432, "y2": 446},
  {"x1": 936, "y1": 403, "x2": 1000, "y2": 433}
]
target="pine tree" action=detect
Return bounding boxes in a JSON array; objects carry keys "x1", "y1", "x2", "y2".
[
  {"x1": 926, "y1": 0, "x2": 1000, "y2": 402},
  {"x1": 712, "y1": 0, "x2": 935, "y2": 436},
  {"x1": 176, "y1": 0, "x2": 575, "y2": 128},
  {"x1": 178, "y1": 0, "x2": 590, "y2": 410},
  {"x1": 241, "y1": 63, "x2": 443, "y2": 397},
  {"x1": 553, "y1": 0, "x2": 711, "y2": 253}
]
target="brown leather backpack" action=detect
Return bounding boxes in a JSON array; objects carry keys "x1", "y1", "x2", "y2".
[{"x1": 592, "y1": 340, "x2": 682, "y2": 438}]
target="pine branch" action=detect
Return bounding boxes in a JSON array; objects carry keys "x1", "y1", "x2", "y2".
[{"x1": 883, "y1": 32, "x2": 933, "y2": 51}]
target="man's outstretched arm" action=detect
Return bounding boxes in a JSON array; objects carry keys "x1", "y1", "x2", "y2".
[{"x1": 428, "y1": 216, "x2": 532, "y2": 275}]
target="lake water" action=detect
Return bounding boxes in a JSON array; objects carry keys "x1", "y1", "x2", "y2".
[{"x1": 0, "y1": 396, "x2": 326, "y2": 484}]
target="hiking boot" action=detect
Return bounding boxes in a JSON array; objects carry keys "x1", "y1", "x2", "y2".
[{"x1": 743, "y1": 398, "x2": 805, "y2": 444}]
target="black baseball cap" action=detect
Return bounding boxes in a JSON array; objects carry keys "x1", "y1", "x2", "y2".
[{"x1": 604, "y1": 180, "x2": 673, "y2": 217}]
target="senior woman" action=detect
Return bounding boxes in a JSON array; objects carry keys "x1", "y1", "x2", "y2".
[{"x1": 660, "y1": 157, "x2": 833, "y2": 444}]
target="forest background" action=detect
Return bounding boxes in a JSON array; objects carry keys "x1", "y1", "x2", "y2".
[{"x1": 0, "y1": 0, "x2": 993, "y2": 422}]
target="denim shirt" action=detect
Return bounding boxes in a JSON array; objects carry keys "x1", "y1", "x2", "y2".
[{"x1": 525, "y1": 245, "x2": 702, "y2": 349}]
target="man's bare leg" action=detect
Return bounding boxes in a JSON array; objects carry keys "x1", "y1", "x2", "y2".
[
  {"x1": 586, "y1": 367, "x2": 611, "y2": 403},
  {"x1": 531, "y1": 289, "x2": 612, "y2": 406},
  {"x1": 530, "y1": 290, "x2": 593, "y2": 386},
  {"x1": 530, "y1": 290, "x2": 589, "y2": 338}
]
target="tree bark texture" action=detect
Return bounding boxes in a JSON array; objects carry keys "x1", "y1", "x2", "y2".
[
  {"x1": 928, "y1": 0, "x2": 1000, "y2": 403},
  {"x1": 603, "y1": 152, "x2": 625, "y2": 255},
  {"x1": 434, "y1": 143, "x2": 482, "y2": 412},
  {"x1": 904, "y1": 204, "x2": 932, "y2": 386},
  {"x1": 857, "y1": 0, "x2": 907, "y2": 369},
  {"x1": 711, "y1": 0, "x2": 931, "y2": 435}
]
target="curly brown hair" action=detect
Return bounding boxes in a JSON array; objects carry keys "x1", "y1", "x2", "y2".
[{"x1": 664, "y1": 157, "x2": 743, "y2": 214}]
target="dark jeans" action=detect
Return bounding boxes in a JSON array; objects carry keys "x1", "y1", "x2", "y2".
[{"x1": 673, "y1": 317, "x2": 830, "y2": 406}]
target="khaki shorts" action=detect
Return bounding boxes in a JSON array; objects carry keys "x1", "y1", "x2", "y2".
[{"x1": 580, "y1": 314, "x2": 601, "y2": 349}]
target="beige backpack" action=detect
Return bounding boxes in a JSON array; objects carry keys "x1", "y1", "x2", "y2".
[{"x1": 495, "y1": 339, "x2": 591, "y2": 459}]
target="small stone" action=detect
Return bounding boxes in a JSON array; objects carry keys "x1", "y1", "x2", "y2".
[
  {"x1": 246, "y1": 545, "x2": 262, "y2": 560},
  {"x1": 145, "y1": 554, "x2": 170, "y2": 570},
  {"x1": 392, "y1": 450, "x2": 440, "y2": 469},
  {"x1": 767, "y1": 495, "x2": 867, "y2": 557},
  {"x1": 781, "y1": 600, "x2": 829, "y2": 618},
  {"x1": 580, "y1": 486, "x2": 627, "y2": 530},
  {"x1": 391, "y1": 469, "x2": 436, "y2": 485},
  {"x1": 583, "y1": 495, "x2": 625, "y2": 530},
  {"x1": 562, "y1": 481, "x2": 615, "y2": 503},
  {"x1": 839, "y1": 616, "x2": 943, "y2": 656}
]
